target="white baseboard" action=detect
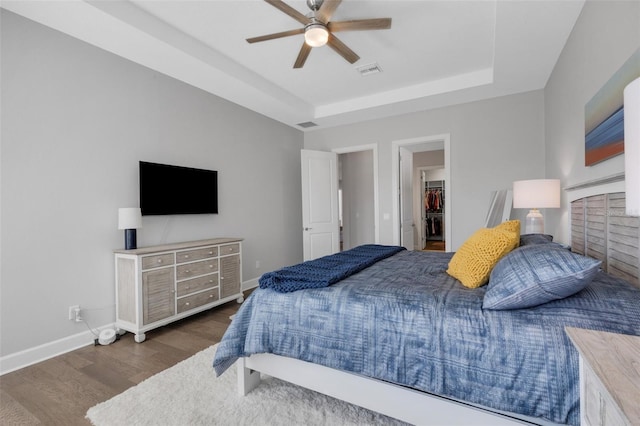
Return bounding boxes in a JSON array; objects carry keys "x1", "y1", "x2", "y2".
[
  {"x1": 242, "y1": 277, "x2": 259, "y2": 292},
  {"x1": 1, "y1": 279, "x2": 259, "y2": 375},
  {"x1": 0, "y1": 325, "x2": 112, "y2": 376}
]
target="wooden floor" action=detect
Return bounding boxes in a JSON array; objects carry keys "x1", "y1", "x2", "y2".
[
  {"x1": 423, "y1": 240, "x2": 445, "y2": 251},
  {"x1": 0, "y1": 294, "x2": 246, "y2": 425}
]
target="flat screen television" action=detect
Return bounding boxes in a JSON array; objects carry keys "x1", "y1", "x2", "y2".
[{"x1": 139, "y1": 161, "x2": 218, "y2": 215}]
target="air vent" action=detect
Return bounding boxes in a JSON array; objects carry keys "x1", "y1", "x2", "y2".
[
  {"x1": 356, "y1": 62, "x2": 383, "y2": 76},
  {"x1": 297, "y1": 121, "x2": 318, "y2": 128}
]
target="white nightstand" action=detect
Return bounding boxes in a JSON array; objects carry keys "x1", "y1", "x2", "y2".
[{"x1": 566, "y1": 327, "x2": 640, "y2": 425}]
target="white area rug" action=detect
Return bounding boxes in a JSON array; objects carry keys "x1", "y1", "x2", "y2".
[{"x1": 86, "y1": 345, "x2": 405, "y2": 425}]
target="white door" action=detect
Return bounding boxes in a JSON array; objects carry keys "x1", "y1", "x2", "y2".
[
  {"x1": 301, "y1": 150, "x2": 340, "y2": 261},
  {"x1": 400, "y1": 147, "x2": 414, "y2": 250}
]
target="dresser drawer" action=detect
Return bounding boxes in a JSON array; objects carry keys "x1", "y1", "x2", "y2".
[
  {"x1": 176, "y1": 259, "x2": 218, "y2": 280},
  {"x1": 177, "y1": 290, "x2": 219, "y2": 313},
  {"x1": 220, "y1": 243, "x2": 240, "y2": 256},
  {"x1": 176, "y1": 246, "x2": 218, "y2": 264},
  {"x1": 141, "y1": 253, "x2": 175, "y2": 270},
  {"x1": 177, "y1": 274, "x2": 217, "y2": 297}
]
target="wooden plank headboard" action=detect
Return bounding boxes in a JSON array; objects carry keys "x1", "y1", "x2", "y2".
[{"x1": 571, "y1": 192, "x2": 640, "y2": 287}]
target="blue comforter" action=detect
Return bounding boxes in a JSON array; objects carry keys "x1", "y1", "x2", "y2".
[{"x1": 213, "y1": 250, "x2": 640, "y2": 425}]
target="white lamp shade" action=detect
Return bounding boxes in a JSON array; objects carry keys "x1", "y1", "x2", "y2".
[
  {"x1": 118, "y1": 208, "x2": 142, "y2": 230},
  {"x1": 624, "y1": 77, "x2": 640, "y2": 216},
  {"x1": 512, "y1": 179, "x2": 561, "y2": 209}
]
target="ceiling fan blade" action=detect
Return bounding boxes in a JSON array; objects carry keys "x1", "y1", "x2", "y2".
[
  {"x1": 247, "y1": 28, "x2": 305, "y2": 44},
  {"x1": 316, "y1": 0, "x2": 342, "y2": 23},
  {"x1": 294, "y1": 43, "x2": 313, "y2": 68},
  {"x1": 328, "y1": 18, "x2": 392, "y2": 32},
  {"x1": 264, "y1": 0, "x2": 310, "y2": 26},
  {"x1": 327, "y1": 34, "x2": 359, "y2": 64}
]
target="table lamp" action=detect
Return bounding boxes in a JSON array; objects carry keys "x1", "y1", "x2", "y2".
[
  {"x1": 118, "y1": 207, "x2": 142, "y2": 250},
  {"x1": 513, "y1": 179, "x2": 561, "y2": 234}
]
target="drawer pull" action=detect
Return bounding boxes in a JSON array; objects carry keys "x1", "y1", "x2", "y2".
[
  {"x1": 184, "y1": 255, "x2": 189, "y2": 259},
  {"x1": 209, "y1": 265, "x2": 214, "y2": 268},
  {"x1": 209, "y1": 280, "x2": 213, "y2": 283},
  {"x1": 209, "y1": 251, "x2": 214, "y2": 255},
  {"x1": 157, "y1": 259, "x2": 162, "y2": 263},
  {"x1": 185, "y1": 286, "x2": 190, "y2": 290},
  {"x1": 228, "y1": 248, "x2": 233, "y2": 252},
  {"x1": 185, "y1": 270, "x2": 190, "y2": 273},
  {"x1": 209, "y1": 294, "x2": 214, "y2": 298},
  {"x1": 221, "y1": 276, "x2": 224, "y2": 280},
  {"x1": 185, "y1": 302, "x2": 190, "y2": 306}
]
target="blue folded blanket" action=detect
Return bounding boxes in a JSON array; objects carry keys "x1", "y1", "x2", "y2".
[{"x1": 259, "y1": 244, "x2": 406, "y2": 293}]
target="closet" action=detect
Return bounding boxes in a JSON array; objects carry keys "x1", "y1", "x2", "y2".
[{"x1": 423, "y1": 179, "x2": 445, "y2": 250}]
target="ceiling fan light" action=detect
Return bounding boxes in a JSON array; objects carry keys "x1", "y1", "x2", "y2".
[{"x1": 305, "y1": 24, "x2": 328, "y2": 47}]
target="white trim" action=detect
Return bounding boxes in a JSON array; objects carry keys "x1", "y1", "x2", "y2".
[
  {"x1": 392, "y1": 134, "x2": 451, "y2": 251},
  {"x1": 332, "y1": 144, "x2": 380, "y2": 244},
  {"x1": 0, "y1": 326, "x2": 111, "y2": 376}
]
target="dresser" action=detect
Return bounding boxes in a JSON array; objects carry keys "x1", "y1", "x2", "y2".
[
  {"x1": 565, "y1": 327, "x2": 640, "y2": 425},
  {"x1": 114, "y1": 238, "x2": 243, "y2": 343}
]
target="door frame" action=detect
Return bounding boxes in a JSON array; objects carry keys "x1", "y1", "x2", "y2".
[
  {"x1": 392, "y1": 134, "x2": 451, "y2": 251},
  {"x1": 399, "y1": 146, "x2": 414, "y2": 249},
  {"x1": 333, "y1": 144, "x2": 380, "y2": 244}
]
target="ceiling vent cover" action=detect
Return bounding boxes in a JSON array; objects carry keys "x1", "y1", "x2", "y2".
[
  {"x1": 356, "y1": 63, "x2": 383, "y2": 76},
  {"x1": 297, "y1": 121, "x2": 318, "y2": 128}
]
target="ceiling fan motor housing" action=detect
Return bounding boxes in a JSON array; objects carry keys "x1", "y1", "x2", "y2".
[{"x1": 307, "y1": 0, "x2": 324, "y2": 12}]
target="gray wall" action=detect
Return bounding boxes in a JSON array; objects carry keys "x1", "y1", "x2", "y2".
[
  {"x1": 1, "y1": 11, "x2": 303, "y2": 357},
  {"x1": 544, "y1": 1, "x2": 640, "y2": 243},
  {"x1": 304, "y1": 90, "x2": 546, "y2": 250}
]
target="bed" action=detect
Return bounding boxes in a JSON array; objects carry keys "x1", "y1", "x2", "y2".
[{"x1": 212, "y1": 192, "x2": 640, "y2": 426}]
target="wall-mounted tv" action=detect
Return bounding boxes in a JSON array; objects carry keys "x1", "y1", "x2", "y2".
[{"x1": 139, "y1": 161, "x2": 218, "y2": 215}]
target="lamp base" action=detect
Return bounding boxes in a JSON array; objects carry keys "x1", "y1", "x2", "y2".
[
  {"x1": 124, "y1": 229, "x2": 137, "y2": 250},
  {"x1": 525, "y1": 209, "x2": 544, "y2": 234}
]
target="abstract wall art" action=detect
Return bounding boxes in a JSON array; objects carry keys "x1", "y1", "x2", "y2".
[{"x1": 585, "y1": 50, "x2": 640, "y2": 166}]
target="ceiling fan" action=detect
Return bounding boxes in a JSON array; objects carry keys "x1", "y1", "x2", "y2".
[{"x1": 246, "y1": 0, "x2": 392, "y2": 69}]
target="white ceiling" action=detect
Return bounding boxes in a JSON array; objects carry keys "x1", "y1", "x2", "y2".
[{"x1": 2, "y1": 0, "x2": 585, "y2": 131}]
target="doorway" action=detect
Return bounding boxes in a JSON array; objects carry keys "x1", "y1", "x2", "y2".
[
  {"x1": 421, "y1": 166, "x2": 445, "y2": 251},
  {"x1": 335, "y1": 145, "x2": 379, "y2": 251},
  {"x1": 392, "y1": 135, "x2": 451, "y2": 252}
]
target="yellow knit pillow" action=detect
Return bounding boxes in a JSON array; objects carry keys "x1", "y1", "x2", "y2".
[
  {"x1": 447, "y1": 227, "x2": 519, "y2": 288},
  {"x1": 494, "y1": 220, "x2": 521, "y2": 250},
  {"x1": 494, "y1": 219, "x2": 520, "y2": 234}
]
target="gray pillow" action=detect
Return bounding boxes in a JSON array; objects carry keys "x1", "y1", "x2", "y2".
[
  {"x1": 519, "y1": 233, "x2": 553, "y2": 246},
  {"x1": 483, "y1": 244, "x2": 601, "y2": 310}
]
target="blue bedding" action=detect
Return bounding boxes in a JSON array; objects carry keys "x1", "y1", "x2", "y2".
[
  {"x1": 213, "y1": 249, "x2": 640, "y2": 425},
  {"x1": 259, "y1": 244, "x2": 405, "y2": 292}
]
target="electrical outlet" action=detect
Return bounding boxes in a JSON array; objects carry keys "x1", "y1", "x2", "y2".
[{"x1": 68, "y1": 305, "x2": 80, "y2": 321}]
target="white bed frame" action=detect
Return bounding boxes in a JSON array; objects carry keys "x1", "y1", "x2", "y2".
[
  {"x1": 237, "y1": 354, "x2": 545, "y2": 425},
  {"x1": 234, "y1": 190, "x2": 639, "y2": 426}
]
